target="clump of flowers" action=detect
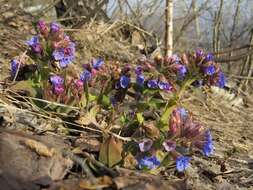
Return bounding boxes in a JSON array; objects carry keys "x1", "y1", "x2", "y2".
[
  {"x1": 7, "y1": 20, "x2": 221, "y2": 174},
  {"x1": 135, "y1": 107, "x2": 214, "y2": 172},
  {"x1": 143, "y1": 50, "x2": 226, "y2": 88}
]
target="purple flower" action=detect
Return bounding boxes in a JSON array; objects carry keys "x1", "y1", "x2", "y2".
[
  {"x1": 176, "y1": 156, "x2": 191, "y2": 172},
  {"x1": 171, "y1": 54, "x2": 181, "y2": 63},
  {"x1": 50, "y1": 75, "x2": 64, "y2": 86},
  {"x1": 204, "y1": 65, "x2": 216, "y2": 76},
  {"x1": 135, "y1": 66, "x2": 143, "y2": 75},
  {"x1": 147, "y1": 80, "x2": 158, "y2": 89},
  {"x1": 53, "y1": 84, "x2": 65, "y2": 95},
  {"x1": 80, "y1": 70, "x2": 92, "y2": 82},
  {"x1": 92, "y1": 58, "x2": 104, "y2": 70},
  {"x1": 49, "y1": 75, "x2": 64, "y2": 95},
  {"x1": 169, "y1": 108, "x2": 187, "y2": 135},
  {"x1": 120, "y1": 75, "x2": 130, "y2": 88},
  {"x1": 115, "y1": 82, "x2": 121, "y2": 89},
  {"x1": 50, "y1": 22, "x2": 60, "y2": 33},
  {"x1": 53, "y1": 42, "x2": 75, "y2": 68},
  {"x1": 163, "y1": 140, "x2": 176, "y2": 152},
  {"x1": 205, "y1": 53, "x2": 214, "y2": 62},
  {"x1": 217, "y1": 72, "x2": 226, "y2": 88},
  {"x1": 158, "y1": 81, "x2": 172, "y2": 91},
  {"x1": 10, "y1": 59, "x2": 20, "y2": 76},
  {"x1": 138, "y1": 156, "x2": 160, "y2": 170},
  {"x1": 136, "y1": 74, "x2": 145, "y2": 86},
  {"x1": 37, "y1": 20, "x2": 48, "y2": 36},
  {"x1": 138, "y1": 139, "x2": 153, "y2": 152},
  {"x1": 195, "y1": 49, "x2": 204, "y2": 57},
  {"x1": 26, "y1": 36, "x2": 42, "y2": 54},
  {"x1": 74, "y1": 79, "x2": 84, "y2": 90}
]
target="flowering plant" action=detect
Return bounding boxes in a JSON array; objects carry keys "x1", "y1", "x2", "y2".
[{"x1": 8, "y1": 20, "x2": 224, "y2": 173}]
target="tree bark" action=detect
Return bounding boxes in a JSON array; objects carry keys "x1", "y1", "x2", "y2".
[
  {"x1": 165, "y1": 0, "x2": 173, "y2": 57},
  {"x1": 212, "y1": 0, "x2": 223, "y2": 54},
  {"x1": 228, "y1": 0, "x2": 241, "y2": 73}
]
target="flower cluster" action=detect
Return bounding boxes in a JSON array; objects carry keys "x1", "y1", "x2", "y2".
[
  {"x1": 112, "y1": 64, "x2": 174, "y2": 91},
  {"x1": 150, "y1": 50, "x2": 226, "y2": 88},
  {"x1": 80, "y1": 58, "x2": 105, "y2": 83},
  {"x1": 49, "y1": 75, "x2": 64, "y2": 95},
  {"x1": 27, "y1": 20, "x2": 76, "y2": 68},
  {"x1": 136, "y1": 107, "x2": 214, "y2": 172}
]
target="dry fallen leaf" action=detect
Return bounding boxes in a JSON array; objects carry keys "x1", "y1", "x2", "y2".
[
  {"x1": 99, "y1": 136, "x2": 123, "y2": 167},
  {"x1": 76, "y1": 106, "x2": 100, "y2": 126},
  {"x1": 23, "y1": 139, "x2": 55, "y2": 157},
  {"x1": 79, "y1": 176, "x2": 113, "y2": 189},
  {"x1": 142, "y1": 122, "x2": 160, "y2": 139},
  {"x1": 123, "y1": 153, "x2": 138, "y2": 169}
]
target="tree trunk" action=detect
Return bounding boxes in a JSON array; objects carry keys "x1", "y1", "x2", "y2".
[
  {"x1": 212, "y1": 0, "x2": 223, "y2": 54},
  {"x1": 192, "y1": 0, "x2": 200, "y2": 46},
  {"x1": 165, "y1": 0, "x2": 173, "y2": 57}
]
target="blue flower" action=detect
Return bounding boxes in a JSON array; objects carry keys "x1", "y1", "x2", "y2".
[
  {"x1": 80, "y1": 70, "x2": 92, "y2": 82},
  {"x1": 147, "y1": 80, "x2": 158, "y2": 89},
  {"x1": 136, "y1": 74, "x2": 145, "y2": 86},
  {"x1": 27, "y1": 36, "x2": 39, "y2": 47},
  {"x1": 10, "y1": 59, "x2": 19, "y2": 76},
  {"x1": 205, "y1": 53, "x2": 214, "y2": 62},
  {"x1": 92, "y1": 58, "x2": 104, "y2": 70},
  {"x1": 177, "y1": 65, "x2": 187, "y2": 80},
  {"x1": 176, "y1": 156, "x2": 191, "y2": 172},
  {"x1": 158, "y1": 81, "x2": 172, "y2": 91},
  {"x1": 178, "y1": 108, "x2": 188, "y2": 120},
  {"x1": 26, "y1": 36, "x2": 42, "y2": 54},
  {"x1": 135, "y1": 66, "x2": 143, "y2": 75},
  {"x1": 202, "y1": 130, "x2": 214, "y2": 156},
  {"x1": 204, "y1": 65, "x2": 216, "y2": 76},
  {"x1": 138, "y1": 156, "x2": 160, "y2": 170},
  {"x1": 120, "y1": 75, "x2": 130, "y2": 88},
  {"x1": 50, "y1": 22, "x2": 60, "y2": 33},
  {"x1": 53, "y1": 42, "x2": 75, "y2": 68},
  {"x1": 217, "y1": 72, "x2": 226, "y2": 88},
  {"x1": 50, "y1": 75, "x2": 64, "y2": 86}
]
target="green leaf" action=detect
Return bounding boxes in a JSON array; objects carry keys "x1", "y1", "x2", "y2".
[
  {"x1": 158, "y1": 99, "x2": 176, "y2": 131},
  {"x1": 99, "y1": 136, "x2": 123, "y2": 167},
  {"x1": 79, "y1": 95, "x2": 87, "y2": 108},
  {"x1": 149, "y1": 98, "x2": 165, "y2": 109},
  {"x1": 102, "y1": 95, "x2": 110, "y2": 107},
  {"x1": 136, "y1": 112, "x2": 144, "y2": 124},
  {"x1": 10, "y1": 80, "x2": 37, "y2": 97},
  {"x1": 89, "y1": 93, "x2": 97, "y2": 102}
]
